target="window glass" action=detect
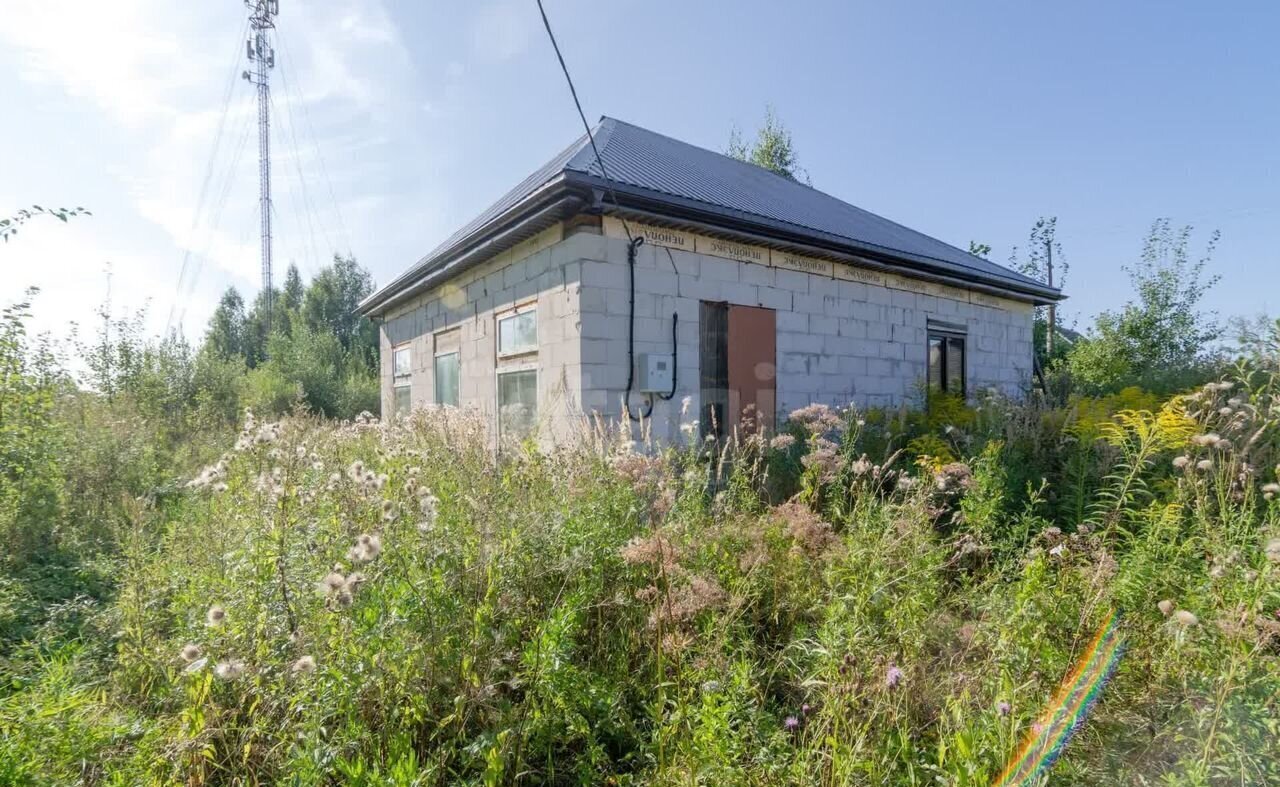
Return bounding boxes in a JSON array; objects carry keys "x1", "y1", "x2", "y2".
[
  {"x1": 927, "y1": 336, "x2": 944, "y2": 390},
  {"x1": 393, "y1": 346, "x2": 411, "y2": 381},
  {"x1": 946, "y1": 336, "x2": 965, "y2": 396},
  {"x1": 497, "y1": 369, "x2": 537, "y2": 440},
  {"x1": 393, "y1": 385, "x2": 411, "y2": 417},
  {"x1": 497, "y1": 308, "x2": 537, "y2": 356},
  {"x1": 927, "y1": 332, "x2": 965, "y2": 396},
  {"x1": 434, "y1": 352, "x2": 460, "y2": 406}
]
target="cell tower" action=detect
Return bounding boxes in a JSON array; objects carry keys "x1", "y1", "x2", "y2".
[{"x1": 243, "y1": 0, "x2": 278, "y2": 329}]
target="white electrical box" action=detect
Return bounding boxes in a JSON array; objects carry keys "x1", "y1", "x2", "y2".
[{"x1": 636, "y1": 353, "x2": 674, "y2": 393}]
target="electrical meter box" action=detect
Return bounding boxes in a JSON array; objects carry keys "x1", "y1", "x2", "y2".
[{"x1": 636, "y1": 353, "x2": 674, "y2": 393}]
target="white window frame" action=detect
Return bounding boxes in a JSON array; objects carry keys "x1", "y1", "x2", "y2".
[
  {"x1": 433, "y1": 329, "x2": 461, "y2": 407},
  {"x1": 496, "y1": 301, "x2": 538, "y2": 359},
  {"x1": 392, "y1": 344, "x2": 412, "y2": 416},
  {"x1": 496, "y1": 363, "x2": 538, "y2": 442}
]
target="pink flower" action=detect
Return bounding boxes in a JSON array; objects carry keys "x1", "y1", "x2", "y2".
[{"x1": 885, "y1": 665, "x2": 903, "y2": 689}]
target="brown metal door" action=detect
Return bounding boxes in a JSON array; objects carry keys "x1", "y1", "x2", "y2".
[{"x1": 727, "y1": 305, "x2": 776, "y2": 434}]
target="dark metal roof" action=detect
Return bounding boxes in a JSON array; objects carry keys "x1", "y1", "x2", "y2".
[{"x1": 361, "y1": 117, "x2": 1061, "y2": 315}]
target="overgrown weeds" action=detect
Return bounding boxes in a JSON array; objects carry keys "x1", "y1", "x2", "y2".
[{"x1": 2, "y1": 373, "x2": 1280, "y2": 784}]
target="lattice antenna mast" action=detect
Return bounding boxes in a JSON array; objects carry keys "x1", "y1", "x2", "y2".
[{"x1": 243, "y1": 0, "x2": 278, "y2": 330}]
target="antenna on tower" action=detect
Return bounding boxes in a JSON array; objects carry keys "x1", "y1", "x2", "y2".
[{"x1": 243, "y1": 0, "x2": 278, "y2": 332}]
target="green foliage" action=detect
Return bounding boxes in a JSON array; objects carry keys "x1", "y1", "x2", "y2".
[
  {"x1": 206, "y1": 286, "x2": 248, "y2": 359},
  {"x1": 1007, "y1": 216, "x2": 1071, "y2": 373},
  {"x1": 197, "y1": 255, "x2": 379, "y2": 420},
  {"x1": 1, "y1": 205, "x2": 90, "y2": 242},
  {"x1": 727, "y1": 105, "x2": 808, "y2": 182},
  {"x1": 3, "y1": 200, "x2": 1275, "y2": 784},
  {"x1": 301, "y1": 254, "x2": 378, "y2": 363},
  {"x1": 1067, "y1": 220, "x2": 1224, "y2": 394},
  {"x1": 0, "y1": 292, "x2": 66, "y2": 556},
  {"x1": 0, "y1": 372, "x2": 1278, "y2": 783}
]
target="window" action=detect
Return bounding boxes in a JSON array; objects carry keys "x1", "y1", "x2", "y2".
[
  {"x1": 392, "y1": 345, "x2": 412, "y2": 416},
  {"x1": 433, "y1": 329, "x2": 461, "y2": 406},
  {"x1": 434, "y1": 353, "x2": 460, "y2": 406},
  {"x1": 497, "y1": 303, "x2": 537, "y2": 357},
  {"x1": 927, "y1": 328, "x2": 966, "y2": 397},
  {"x1": 497, "y1": 369, "x2": 537, "y2": 440}
]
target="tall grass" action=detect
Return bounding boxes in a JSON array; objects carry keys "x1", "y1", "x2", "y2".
[{"x1": 2, "y1": 376, "x2": 1279, "y2": 784}]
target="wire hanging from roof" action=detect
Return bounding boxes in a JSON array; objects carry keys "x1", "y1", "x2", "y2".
[{"x1": 534, "y1": 0, "x2": 633, "y2": 244}]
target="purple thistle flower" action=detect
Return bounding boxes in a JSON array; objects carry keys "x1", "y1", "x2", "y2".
[
  {"x1": 801, "y1": 703, "x2": 812, "y2": 716},
  {"x1": 784, "y1": 715, "x2": 800, "y2": 732},
  {"x1": 997, "y1": 700, "x2": 1011, "y2": 716},
  {"x1": 885, "y1": 665, "x2": 903, "y2": 689}
]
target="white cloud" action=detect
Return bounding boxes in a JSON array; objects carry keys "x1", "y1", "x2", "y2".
[
  {"x1": 0, "y1": 0, "x2": 418, "y2": 342},
  {"x1": 0, "y1": 1, "x2": 219, "y2": 126}
]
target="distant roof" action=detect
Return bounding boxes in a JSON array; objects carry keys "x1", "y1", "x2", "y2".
[{"x1": 361, "y1": 117, "x2": 1061, "y2": 315}]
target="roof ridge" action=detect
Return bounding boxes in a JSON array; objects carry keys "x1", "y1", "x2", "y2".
[
  {"x1": 578, "y1": 118, "x2": 1044, "y2": 288},
  {"x1": 362, "y1": 115, "x2": 1061, "y2": 315}
]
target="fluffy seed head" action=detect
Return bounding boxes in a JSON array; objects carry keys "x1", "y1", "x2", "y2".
[
  {"x1": 318, "y1": 572, "x2": 346, "y2": 594},
  {"x1": 1157, "y1": 599, "x2": 1175, "y2": 617},
  {"x1": 1196, "y1": 459, "x2": 1214, "y2": 471},
  {"x1": 180, "y1": 643, "x2": 202, "y2": 662},
  {"x1": 419, "y1": 493, "x2": 439, "y2": 516},
  {"x1": 1172, "y1": 455, "x2": 1191, "y2": 469},
  {"x1": 350, "y1": 534, "x2": 382, "y2": 563},
  {"x1": 1172, "y1": 610, "x2": 1198, "y2": 627},
  {"x1": 291, "y1": 655, "x2": 316, "y2": 675},
  {"x1": 214, "y1": 659, "x2": 246, "y2": 681},
  {"x1": 206, "y1": 605, "x2": 226, "y2": 627}
]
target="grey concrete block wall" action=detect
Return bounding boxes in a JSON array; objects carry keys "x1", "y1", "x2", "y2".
[
  {"x1": 377, "y1": 223, "x2": 1035, "y2": 446},
  {"x1": 378, "y1": 225, "x2": 586, "y2": 447},
  {"x1": 565, "y1": 234, "x2": 1035, "y2": 443}
]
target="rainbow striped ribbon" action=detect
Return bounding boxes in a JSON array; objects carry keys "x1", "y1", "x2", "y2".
[{"x1": 994, "y1": 610, "x2": 1126, "y2": 787}]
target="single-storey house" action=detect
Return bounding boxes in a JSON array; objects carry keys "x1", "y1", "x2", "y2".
[{"x1": 358, "y1": 117, "x2": 1062, "y2": 444}]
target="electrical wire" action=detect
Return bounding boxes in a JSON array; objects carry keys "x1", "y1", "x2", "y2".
[
  {"x1": 270, "y1": 91, "x2": 325, "y2": 274},
  {"x1": 165, "y1": 16, "x2": 251, "y2": 335},
  {"x1": 534, "y1": 0, "x2": 632, "y2": 244},
  {"x1": 536, "y1": 0, "x2": 690, "y2": 423},
  {"x1": 176, "y1": 115, "x2": 255, "y2": 328},
  {"x1": 276, "y1": 27, "x2": 353, "y2": 256},
  {"x1": 176, "y1": 110, "x2": 255, "y2": 327},
  {"x1": 272, "y1": 72, "x2": 332, "y2": 265}
]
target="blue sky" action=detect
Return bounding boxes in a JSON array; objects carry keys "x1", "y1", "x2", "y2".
[{"x1": 3, "y1": 1, "x2": 1276, "y2": 342}]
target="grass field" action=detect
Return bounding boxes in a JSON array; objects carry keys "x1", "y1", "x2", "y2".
[{"x1": 2, "y1": 379, "x2": 1279, "y2": 785}]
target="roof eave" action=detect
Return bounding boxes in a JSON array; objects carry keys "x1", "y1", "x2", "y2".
[
  {"x1": 358, "y1": 174, "x2": 587, "y2": 317},
  {"x1": 563, "y1": 171, "x2": 1063, "y2": 304}
]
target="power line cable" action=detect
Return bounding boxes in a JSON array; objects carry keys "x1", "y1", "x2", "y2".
[
  {"x1": 271, "y1": 91, "x2": 325, "y2": 274},
  {"x1": 177, "y1": 109, "x2": 256, "y2": 326},
  {"x1": 534, "y1": 0, "x2": 632, "y2": 244},
  {"x1": 166, "y1": 16, "x2": 251, "y2": 335},
  {"x1": 282, "y1": 92, "x2": 332, "y2": 269},
  {"x1": 276, "y1": 27, "x2": 353, "y2": 256}
]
